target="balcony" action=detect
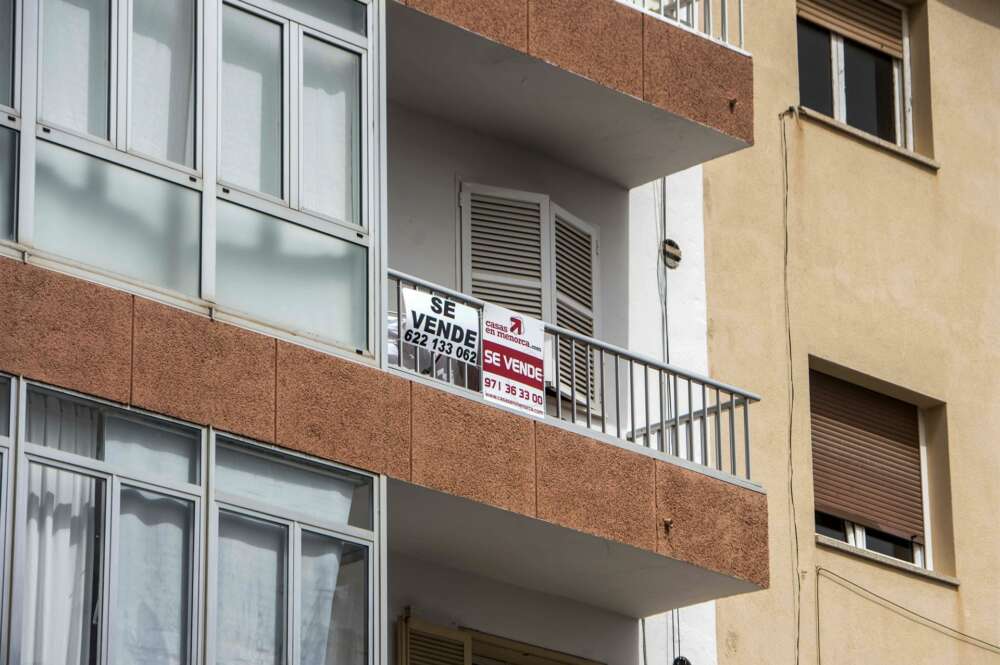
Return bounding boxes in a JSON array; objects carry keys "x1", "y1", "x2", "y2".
[
  {"x1": 388, "y1": 0, "x2": 754, "y2": 188},
  {"x1": 388, "y1": 270, "x2": 757, "y2": 482}
]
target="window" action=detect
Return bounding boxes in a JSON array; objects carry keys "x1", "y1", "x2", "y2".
[
  {"x1": 214, "y1": 0, "x2": 369, "y2": 346},
  {"x1": 460, "y1": 183, "x2": 599, "y2": 400},
  {"x1": 7, "y1": 0, "x2": 374, "y2": 353},
  {"x1": 810, "y1": 371, "x2": 927, "y2": 567},
  {"x1": 17, "y1": 386, "x2": 202, "y2": 665},
  {"x1": 796, "y1": 0, "x2": 909, "y2": 146},
  {"x1": 460, "y1": 183, "x2": 598, "y2": 336},
  {"x1": 4, "y1": 380, "x2": 377, "y2": 665},
  {"x1": 213, "y1": 440, "x2": 371, "y2": 665}
]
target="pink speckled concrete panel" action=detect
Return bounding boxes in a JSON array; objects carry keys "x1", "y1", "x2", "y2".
[
  {"x1": 643, "y1": 14, "x2": 754, "y2": 143},
  {"x1": 405, "y1": 0, "x2": 529, "y2": 52},
  {"x1": 528, "y1": 0, "x2": 643, "y2": 99},
  {"x1": 276, "y1": 342, "x2": 411, "y2": 479},
  {"x1": 656, "y1": 460, "x2": 769, "y2": 587},
  {"x1": 0, "y1": 258, "x2": 132, "y2": 403},
  {"x1": 535, "y1": 422, "x2": 657, "y2": 551},
  {"x1": 132, "y1": 298, "x2": 276, "y2": 442},
  {"x1": 411, "y1": 383, "x2": 536, "y2": 516}
]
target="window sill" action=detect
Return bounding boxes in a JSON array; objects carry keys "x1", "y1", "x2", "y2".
[
  {"x1": 796, "y1": 106, "x2": 941, "y2": 172},
  {"x1": 815, "y1": 534, "x2": 959, "y2": 587}
]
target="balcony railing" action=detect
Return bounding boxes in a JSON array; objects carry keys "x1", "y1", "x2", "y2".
[
  {"x1": 388, "y1": 270, "x2": 759, "y2": 482},
  {"x1": 625, "y1": 0, "x2": 745, "y2": 50}
]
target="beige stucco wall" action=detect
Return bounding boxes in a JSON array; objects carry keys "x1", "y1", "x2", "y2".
[{"x1": 703, "y1": 1, "x2": 1000, "y2": 663}]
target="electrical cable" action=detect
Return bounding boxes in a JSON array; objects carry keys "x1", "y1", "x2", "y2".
[
  {"x1": 816, "y1": 567, "x2": 1000, "y2": 657},
  {"x1": 779, "y1": 106, "x2": 802, "y2": 665}
]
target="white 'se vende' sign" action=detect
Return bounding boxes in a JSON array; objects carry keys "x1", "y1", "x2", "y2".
[
  {"x1": 400, "y1": 289, "x2": 480, "y2": 364},
  {"x1": 482, "y1": 303, "x2": 545, "y2": 418}
]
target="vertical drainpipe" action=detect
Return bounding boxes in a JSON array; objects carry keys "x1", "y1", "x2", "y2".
[{"x1": 660, "y1": 176, "x2": 671, "y2": 365}]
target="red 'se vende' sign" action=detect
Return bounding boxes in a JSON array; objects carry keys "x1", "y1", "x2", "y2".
[{"x1": 481, "y1": 303, "x2": 546, "y2": 417}]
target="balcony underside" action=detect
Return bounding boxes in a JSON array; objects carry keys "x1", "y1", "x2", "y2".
[
  {"x1": 390, "y1": 480, "x2": 760, "y2": 618},
  {"x1": 388, "y1": 2, "x2": 751, "y2": 188}
]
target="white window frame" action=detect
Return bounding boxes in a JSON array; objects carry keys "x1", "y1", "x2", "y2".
[
  {"x1": 1, "y1": 378, "x2": 382, "y2": 665},
  {"x1": 9, "y1": 381, "x2": 208, "y2": 665},
  {"x1": 808, "y1": 0, "x2": 913, "y2": 150},
  {"x1": 207, "y1": 433, "x2": 377, "y2": 665},
  {"x1": 3, "y1": 0, "x2": 384, "y2": 361},
  {"x1": 0, "y1": 374, "x2": 15, "y2": 662}
]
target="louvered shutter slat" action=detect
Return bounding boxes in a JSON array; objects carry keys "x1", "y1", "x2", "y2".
[
  {"x1": 465, "y1": 187, "x2": 546, "y2": 319},
  {"x1": 553, "y1": 209, "x2": 598, "y2": 404},
  {"x1": 809, "y1": 370, "x2": 924, "y2": 542},
  {"x1": 400, "y1": 618, "x2": 471, "y2": 665},
  {"x1": 798, "y1": 0, "x2": 904, "y2": 58}
]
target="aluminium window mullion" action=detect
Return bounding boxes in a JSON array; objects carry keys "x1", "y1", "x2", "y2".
[
  {"x1": 114, "y1": 0, "x2": 130, "y2": 151},
  {"x1": 109, "y1": 0, "x2": 123, "y2": 149},
  {"x1": 288, "y1": 24, "x2": 301, "y2": 212},
  {"x1": 16, "y1": 0, "x2": 38, "y2": 246},
  {"x1": 290, "y1": 523, "x2": 300, "y2": 665},
  {"x1": 281, "y1": 17, "x2": 292, "y2": 205},
  {"x1": 202, "y1": 0, "x2": 219, "y2": 302},
  {"x1": 103, "y1": 476, "x2": 122, "y2": 665}
]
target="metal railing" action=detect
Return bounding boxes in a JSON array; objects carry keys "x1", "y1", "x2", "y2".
[
  {"x1": 388, "y1": 269, "x2": 759, "y2": 481},
  {"x1": 627, "y1": 0, "x2": 745, "y2": 51}
]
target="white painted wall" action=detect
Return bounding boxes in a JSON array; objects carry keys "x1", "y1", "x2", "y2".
[
  {"x1": 628, "y1": 167, "x2": 718, "y2": 665},
  {"x1": 387, "y1": 102, "x2": 631, "y2": 347},
  {"x1": 388, "y1": 553, "x2": 640, "y2": 665}
]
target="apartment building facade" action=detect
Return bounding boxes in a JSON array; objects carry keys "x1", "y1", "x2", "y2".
[
  {"x1": 0, "y1": 1, "x2": 770, "y2": 665},
  {"x1": 701, "y1": 1, "x2": 1000, "y2": 663}
]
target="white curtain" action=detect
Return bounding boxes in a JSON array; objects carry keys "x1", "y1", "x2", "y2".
[
  {"x1": 113, "y1": 488, "x2": 192, "y2": 665},
  {"x1": 217, "y1": 512, "x2": 287, "y2": 665},
  {"x1": 22, "y1": 463, "x2": 102, "y2": 665},
  {"x1": 215, "y1": 446, "x2": 362, "y2": 665},
  {"x1": 130, "y1": 0, "x2": 196, "y2": 167},
  {"x1": 40, "y1": 0, "x2": 110, "y2": 139}
]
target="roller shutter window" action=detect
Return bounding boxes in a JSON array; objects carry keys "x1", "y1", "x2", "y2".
[
  {"x1": 797, "y1": 0, "x2": 903, "y2": 58},
  {"x1": 397, "y1": 616, "x2": 471, "y2": 665},
  {"x1": 809, "y1": 370, "x2": 924, "y2": 543},
  {"x1": 552, "y1": 204, "x2": 599, "y2": 403}
]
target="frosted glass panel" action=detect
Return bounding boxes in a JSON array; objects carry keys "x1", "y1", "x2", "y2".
[
  {"x1": 35, "y1": 140, "x2": 201, "y2": 296},
  {"x1": 275, "y1": 0, "x2": 365, "y2": 37},
  {"x1": 0, "y1": 0, "x2": 12, "y2": 107},
  {"x1": 114, "y1": 488, "x2": 193, "y2": 665},
  {"x1": 0, "y1": 126, "x2": 14, "y2": 240},
  {"x1": 105, "y1": 414, "x2": 200, "y2": 484},
  {"x1": 217, "y1": 512, "x2": 286, "y2": 665},
  {"x1": 41, "y1": 0, "x2": 110, "y2": 138},
  {"x1": 22, "y1": 464, "x2": 104, "y2": 665},
  {"x1": 215, "y1": 442, "x2": 370, "y2": 529},
  {"x1": 301, "y1": 534, "x2": 367, "y2": 665},
  {"x1": 301, "y1": 37, "x2": 360, "y2": 225},
  {"x1": 131, "y1": 0, "x2": 197, "y2": 167},
  {"x1": 216, "y1": 201, "x2": 367, "y2": 348},
  {"x1": 221, "y1": 5, "x2": 283, "y2": 197}
]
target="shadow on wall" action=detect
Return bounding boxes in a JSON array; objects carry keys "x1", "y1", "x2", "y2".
[{"x1": 938, "y1": 0, "x2": 1000, "y2": 28}]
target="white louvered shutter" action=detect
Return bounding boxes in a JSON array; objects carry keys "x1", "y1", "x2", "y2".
[
  {"x1": 551, "y1": 204, "x2": 599, "y2": 404},
  {"x1": 397, "y1": 617, "x2": 471, "y2": 665},
  {"x1": 461, "y1": 183, "x2": 552, "y2": 320}
]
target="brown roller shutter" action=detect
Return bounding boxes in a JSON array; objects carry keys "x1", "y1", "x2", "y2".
[
  {"x1": 809, "y1": 370, "x2": 923, "y2": 542},
  {"x1": 798, "y1": 0, "x2": 904, "y2": 59}
]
